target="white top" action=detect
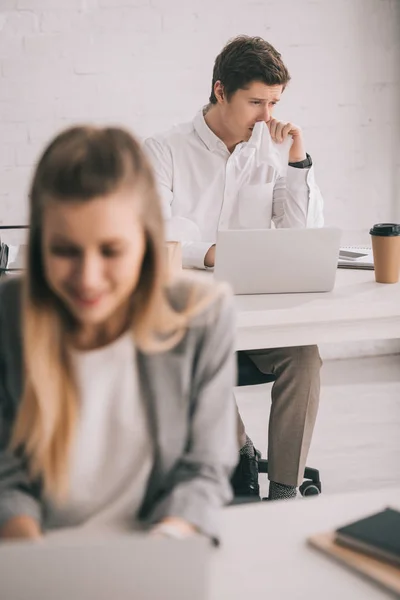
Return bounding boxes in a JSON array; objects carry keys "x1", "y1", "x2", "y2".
[
  {"x1": 145, "y1": 111, "x2": 324, "y2": 269},
  {"x1": 47, "y1": 332, "x2": 153, "y2": 531}
]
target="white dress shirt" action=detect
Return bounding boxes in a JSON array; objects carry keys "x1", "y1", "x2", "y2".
[{"x1": 145, "y1": 110, "x2": 324, "y2": 269}]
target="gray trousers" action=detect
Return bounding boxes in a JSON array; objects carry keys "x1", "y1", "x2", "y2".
[{"x1": 236, "y1": 345, "x2": 322, "y2": 487}]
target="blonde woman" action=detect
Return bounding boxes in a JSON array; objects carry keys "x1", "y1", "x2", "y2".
[{"x1": 0, "y1": 126, "x2": 237, "y2": 542}]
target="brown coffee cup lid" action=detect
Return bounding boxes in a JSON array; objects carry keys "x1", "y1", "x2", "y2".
[{"x1": 370, "y1": 223, "x2": 400, "y2": 236}]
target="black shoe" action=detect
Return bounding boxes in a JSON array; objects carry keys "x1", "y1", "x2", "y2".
[{"x1": 231, "y1": 448, "x2": 260, "y2": 498}]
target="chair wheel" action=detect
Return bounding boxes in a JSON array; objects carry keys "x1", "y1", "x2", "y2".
[{"x1": 299, "y1": 481, "x2": 321, "y2": 497}]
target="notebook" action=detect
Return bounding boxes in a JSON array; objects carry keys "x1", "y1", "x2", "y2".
[
  {"x1": 308, "y1": 507, "x2": 400, "y2": 596},
  {"x1": 335, "y1": 507, "x2": 400, "y2": 567},
  {"x1": 338, "y1": 246, "x2": 374, "y2": 270},
  {"x1": 0, "y1": 226, "x2": 28, "y2": 276}
]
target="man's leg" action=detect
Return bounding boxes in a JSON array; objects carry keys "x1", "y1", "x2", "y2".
[
  {"x1": 230, "y1": 404, "x2": 260, "y2": 497},
  {"x1": 245, "y1": 345, "x2": 322, "y2": 499},
  {"x1": 236, "y1": 404, "x2": 247, "y2": 449}
]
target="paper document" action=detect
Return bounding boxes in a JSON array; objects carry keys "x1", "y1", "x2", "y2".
[
  {"x1": 0, "y1": 244, "x2": 26, "y2": 276},
  {"x1": 338, "y1": 246, "x2": 374, "y2": 270}
]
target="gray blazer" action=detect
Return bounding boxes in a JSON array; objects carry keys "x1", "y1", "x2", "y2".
[{"x1": 0, "y1": 276, "x2": 238, "y2": 541}]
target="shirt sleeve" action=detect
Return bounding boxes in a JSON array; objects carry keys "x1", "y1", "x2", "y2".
[
  {"x1": 144, "y1": 290, "x2": 238, "y2": 542},
  {"x1": 288, "y1": 153, "x2": 313, "y2": 169},
  {"x1": 144, "y1": 137, "x2": 214, "y2": 269},
  {"x1": 179, "y1": 241, "x2": 215, "y2": 270},
  {"x1": 272, "y1": 162, "x2": 324, "y2": 229},
  {"x1": 143, "y1": 137, "x2": 173, "y2": 220}
]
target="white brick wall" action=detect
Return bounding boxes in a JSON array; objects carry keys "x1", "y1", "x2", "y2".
[
  {"x1": 0, "y1": 0, "x2": 399, "y2": 230},
  {"x1": 0, "y1": 0, "x2": 399, "y2": 358}
]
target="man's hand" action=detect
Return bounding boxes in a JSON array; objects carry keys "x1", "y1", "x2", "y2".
[
  {"x1": 204, "y1": 245, "x2": 216, "y2": 268},
  {"x1": 0, "y1": 516, "x2": 42, "y2": 540},
  {"x1": 267, "y1": 119, "x2": 307, "y2": 163}
]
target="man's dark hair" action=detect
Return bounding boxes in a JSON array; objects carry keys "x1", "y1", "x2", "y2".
[{"x1": 209, "y1": 35, "x2": 291, "y2": 104}]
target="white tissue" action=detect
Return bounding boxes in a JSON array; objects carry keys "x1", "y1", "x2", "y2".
[{"x1": 248, "y1": 120, "x2": 292, "y2": 177}]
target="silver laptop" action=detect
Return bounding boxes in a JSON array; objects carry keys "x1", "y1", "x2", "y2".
[
  {"x1": 0, "y1": 534, "x2": 209, "y2": 600},
  {"x1": 214, "y1": 228, "x2": 342, "y2": 294}
]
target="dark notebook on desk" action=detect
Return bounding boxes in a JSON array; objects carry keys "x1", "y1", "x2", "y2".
[
  {"x1": 335, "y1": 508, "x2": 400, "y2": 567},
  {"x1": 308, "y1": 507, "x2": 400, "y2": 596}
]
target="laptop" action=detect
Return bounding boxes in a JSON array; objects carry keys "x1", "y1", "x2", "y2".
[
  {"x1": 214, "y1": 227, "x2": 342, "y2": 295},
  {"x1": 0, "y1": 534, "x2": 209, "y2": 600}
]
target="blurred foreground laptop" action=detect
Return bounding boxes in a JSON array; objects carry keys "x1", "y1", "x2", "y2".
[
  {"x1": 0, "y1": 534, "x2": 209, "y2": 600},
  {"x1": 214, "y1": 228, "x2": 341, "y2": 295}
]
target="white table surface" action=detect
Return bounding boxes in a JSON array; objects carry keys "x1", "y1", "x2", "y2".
[
  {"x1": 210, "y1": 488, "x2": 400, "y2": 599},
  {"x1": 231, "y1": 269, "x2": 400, "y2": 350},
  {"x1": 25, "y1": 489, "x2": 400, "y2": 599}
]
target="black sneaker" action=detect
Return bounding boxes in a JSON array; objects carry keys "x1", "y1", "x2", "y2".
[{"x1": 231, "y1": 448, "x2": 261, "y2": 498}]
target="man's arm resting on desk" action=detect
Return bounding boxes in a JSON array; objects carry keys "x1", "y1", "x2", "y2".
[{"x1": 145, "y1": 137, "x2": 215, "y2": 270}]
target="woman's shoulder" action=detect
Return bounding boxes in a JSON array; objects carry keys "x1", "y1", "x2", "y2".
[{"x1": 166, "y1": 273, "x2": 234, "y2": 329}]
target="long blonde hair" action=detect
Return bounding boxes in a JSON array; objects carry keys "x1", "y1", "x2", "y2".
[{"x1": 11, "y1": 126, "x2": 219, "y2": 500}]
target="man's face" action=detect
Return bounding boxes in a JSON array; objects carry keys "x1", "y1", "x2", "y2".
[{"x1": 219, "y1": 81, "x2": 283, "y2": 143}]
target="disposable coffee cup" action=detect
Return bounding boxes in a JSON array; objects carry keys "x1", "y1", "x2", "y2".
[{"x1": 369, "y1": 223, "x2": 400, "y2": 283}]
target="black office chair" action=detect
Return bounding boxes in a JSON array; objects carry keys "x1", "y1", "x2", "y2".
[{"x1": 237, "y1": 352, "x2": 321, "y2": 498}]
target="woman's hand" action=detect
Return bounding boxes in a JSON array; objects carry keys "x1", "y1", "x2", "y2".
[
  {"x1": 0, "y1": 516, "x2": 42, "y2": 540},
  {"x1": 151, "y1": 516, "x2": 198, "y2": 539}
]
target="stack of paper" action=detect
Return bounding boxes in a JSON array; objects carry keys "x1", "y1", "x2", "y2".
[
  {"x1": 7, "y1": 244, "x2": 26, "y2": 271},
  {"x1": 0, "y1": 242, "x2": 26, "y2": 278},
  {"x1": 338, "y1": 246, "x2": 374, "y2": 270},
  {"x1": 0, "y1": 239, "x2": 9, "y2": 276}
]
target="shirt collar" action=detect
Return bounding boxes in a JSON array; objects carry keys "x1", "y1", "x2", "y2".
[{"x1": 193, "y1": 109, "x2": 229, "y2": 153}]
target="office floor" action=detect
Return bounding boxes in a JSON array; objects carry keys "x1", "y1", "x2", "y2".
[{"x1": 235, "y1": 354, "x2": 400, "y2": 498}]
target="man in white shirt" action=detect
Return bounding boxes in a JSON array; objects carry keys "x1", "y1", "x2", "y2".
[{"x1": 145, "y1": 36, "x2": 323, "y2": 501}]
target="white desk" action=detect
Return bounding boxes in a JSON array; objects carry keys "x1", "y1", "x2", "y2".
[
  {"x1": 27, "y1": 489, "x2": 400, "y2": 599},
  {"x1": 210, "y1": 488, "x2": 400, "y2": 599},
  {"x1": 233, "y1": 269, "x2": 400, "y2": 350}
]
